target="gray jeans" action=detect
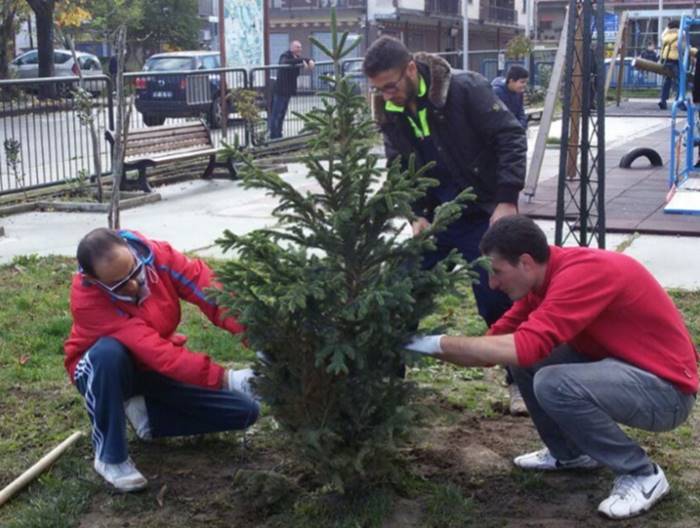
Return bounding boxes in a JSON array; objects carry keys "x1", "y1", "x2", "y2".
[{"x1": 511, "y1": 345, "x2": 696, "y2": 475}]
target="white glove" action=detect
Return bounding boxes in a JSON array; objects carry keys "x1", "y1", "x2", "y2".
[
  {"x1": 405, "y1": 335, "x2": 444, "y2": 355},
  {"x1": 225, "y1": 368, "x2": 259, "y2": 401}
]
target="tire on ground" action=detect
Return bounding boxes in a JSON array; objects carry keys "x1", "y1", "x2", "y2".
[{"x1": 619, "y1": 147, "x2": 663, "y2": 168}]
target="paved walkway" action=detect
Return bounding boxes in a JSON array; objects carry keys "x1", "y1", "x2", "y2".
[
  {"x1": 2, "y1": 171, "x2": 699, "y2": 289},
  {"x1": 1, "y1": 111, "x2": 699, "y2": 289}
]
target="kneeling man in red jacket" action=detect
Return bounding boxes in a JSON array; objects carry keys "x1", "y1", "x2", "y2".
[
  {"x1": 407, "y1": 215, "x2": 698, "y2": 520},
  {"x1": 64, "y1": 228, "x2": 259, "y2": 492}
]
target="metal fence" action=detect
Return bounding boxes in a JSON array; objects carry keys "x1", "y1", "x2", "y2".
[
  {"x1": 0, "y1": 75, "x2": 113, "y2": 195},
  {"x1": 0, "y1": 50, "x2": 662, "y2": 197}
]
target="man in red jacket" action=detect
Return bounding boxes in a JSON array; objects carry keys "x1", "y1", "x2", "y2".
[
  {"x1": 407, "y1": 215, "x2": 697, "y2": 520},
  {"x1": 65, "y1": 228, "x2": 259, "y2": 492}
]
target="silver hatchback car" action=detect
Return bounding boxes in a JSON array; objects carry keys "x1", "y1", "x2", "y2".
[{"x1": 9, "y1": 49, "x2": 104, "y2": 94}]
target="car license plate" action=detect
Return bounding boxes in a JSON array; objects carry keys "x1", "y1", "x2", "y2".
[{"x1": 153, "y1": 91, "x2": 172, "y2": 98}]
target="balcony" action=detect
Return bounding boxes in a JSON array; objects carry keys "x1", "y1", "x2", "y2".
[
  {"x1": 425, "y1": 0, "x2": 460, "y2": 16},
  {"x1": 479, "y1": 2, "x2": 518, "y2": 25},
  {"x1": 271, "y1": 0, "x2": 364, "y2": 8}
]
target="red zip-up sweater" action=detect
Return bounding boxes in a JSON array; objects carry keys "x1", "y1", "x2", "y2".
[
  {"x1": 489, "y1": 246, "x2": 698, "y2": 394},
  {"x1": 64, "y1": 231, "x2": 244, "y2": 389}
]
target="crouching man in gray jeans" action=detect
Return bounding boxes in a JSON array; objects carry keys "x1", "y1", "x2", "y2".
[{"x1": 407, "y1": 215, "x2": 698, "y2": 520}]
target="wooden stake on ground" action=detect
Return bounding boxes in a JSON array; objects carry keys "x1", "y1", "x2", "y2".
[{"x1": 0, "y1": 431, "x2": 84, "y2": 507}]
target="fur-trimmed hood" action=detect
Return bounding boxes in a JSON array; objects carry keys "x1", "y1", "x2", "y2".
[{"x1": 373, "y1": 52, "x2": 453, "y2": 125}]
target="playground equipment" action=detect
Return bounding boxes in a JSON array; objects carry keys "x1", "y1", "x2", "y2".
[{"x1": 667, "y1": 15, "x2": 700, "y2": 214}]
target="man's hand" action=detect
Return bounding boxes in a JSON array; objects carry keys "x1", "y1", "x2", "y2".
[
  {"x1": 405, "y1": 335, "x2": 444, "y2": 356},
  {"x1": 304, "y1": 59, "x2": 315, "y2": 70},
  {"x1": 411, "y1": 216, "x2": 431, "y2": 236},
  {"x1": 490, "y1": 202, "x2": 518, "y2": 226}
]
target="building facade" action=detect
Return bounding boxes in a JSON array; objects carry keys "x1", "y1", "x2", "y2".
[{"x1": 268, "y1": 0, "x2": 525, "y2": 69}]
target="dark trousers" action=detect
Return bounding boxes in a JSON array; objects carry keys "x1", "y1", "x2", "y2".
[
  {"x1": 422, "y1": 214, "x2": 514, "y2": 382},
  {"x1": 660, "y1": 60, "x2": 679, "y2": 104},
  {"x1": 268, "y1": 94, "x2": 291, "y2": 139},
  {"x1": 422, "y1": 214, "x2": 512, "y2": 327},
  {"x1": 73, "y1": 337, "x2": 259, "y2": 464}
]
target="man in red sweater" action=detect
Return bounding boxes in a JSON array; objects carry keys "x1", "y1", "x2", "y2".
[
  {"x1": 65, "y1": 228, "x2": 259, "y2": 492},
  {"x1": 407, "y1": 215, "x2": 698, "y2": 520}
]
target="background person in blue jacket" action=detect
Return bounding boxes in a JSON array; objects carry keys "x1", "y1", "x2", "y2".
[{"x1": 491, "y1": 65, "x2": 529, "y2": 129}]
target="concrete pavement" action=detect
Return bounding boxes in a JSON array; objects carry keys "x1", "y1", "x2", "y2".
[{"x1": 1, "y1": 114, "x2": 699, "y2": 289}]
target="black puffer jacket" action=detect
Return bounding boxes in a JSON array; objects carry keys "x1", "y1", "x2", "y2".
[{"x1": 374, "y1": 53, "x2": 527, "y2": 218}]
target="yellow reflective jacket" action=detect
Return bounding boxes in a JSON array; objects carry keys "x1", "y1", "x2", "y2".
[{"x1": 661, "y1": 28, "x2": 679, "y2": 61}]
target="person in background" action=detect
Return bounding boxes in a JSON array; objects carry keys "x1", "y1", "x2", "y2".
[
  {"x1": 640, "y1": 40, "x2": 659, "y2": 62},
  {"x1": 268, "y1": 40, "x2": 315, "y2": 139},
  {"x1": 363, "y1": 37, "x2": 528, "y2": 415},
  {"x1": 64, "y1": 228, "x2": 259, "y2": 492},
  {"x1": 491, "y1": 65, "x2": 529, "y2": 129},
  {"x1": 659, "y1": 20, "x2": 680, "y2": 110}
]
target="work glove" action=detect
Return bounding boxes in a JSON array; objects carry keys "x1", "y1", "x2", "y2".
[
  {"x1": 225, "y1": 368, "x2": 259, "y2": 401},
  {"x1": 405, "y1": 335, "x2": 444, "y2": 356}
]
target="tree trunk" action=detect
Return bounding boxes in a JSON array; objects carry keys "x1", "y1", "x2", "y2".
[
  {"x1": 27, "y1": 0, "x2": 55, "y2": 97},
  {"x1": 109, "y1": 25, "x2": 130, "y2": 229},
  {"x1": 0, "y1": 2, "x2": 17, "y2": 80},
  {"x1": 64, "y1": 32, "x2": 104, "y2": 203}
]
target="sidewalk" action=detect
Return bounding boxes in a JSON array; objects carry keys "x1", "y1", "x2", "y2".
[{"x1": 1, "y1": 115, "x2": 699, "y2": 289}]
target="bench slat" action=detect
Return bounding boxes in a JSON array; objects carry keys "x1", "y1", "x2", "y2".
[
  {"x1": 126, "y1": 137, "x2": 212, "y2": 158},
  {"x1": 127, "y1": 124, "x2": 208, "y2": 142},
  {"x1": 125, "y1": 147, "x2": 219, "y2": 164}
]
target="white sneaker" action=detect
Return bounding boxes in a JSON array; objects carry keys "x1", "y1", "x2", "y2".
[
  {"x1": 514, "y1": 447, "x2": 602, "y2": 471},
  {"x1": 124, "y1": 395, "x2": 152, "y2": 440},
  {"x1": 94, "y1": 457, "x2": 148, "y2": 492},
  {"x1": 598, "y1": 464, "x2": 670, "y2": 519}
]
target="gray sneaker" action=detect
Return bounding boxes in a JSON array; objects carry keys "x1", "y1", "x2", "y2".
[{"x1": 514, "y1": 447, "x2": 602, "y2": 471}]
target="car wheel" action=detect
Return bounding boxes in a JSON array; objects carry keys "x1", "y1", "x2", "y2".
[
  {"x1": 143, "y1": 114, "x2": 166, "y2": 127},
  {"x1": 208, "y1": 98, "x2": 223, "y2": 129}
]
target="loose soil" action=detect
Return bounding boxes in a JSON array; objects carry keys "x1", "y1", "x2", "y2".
[{"x1": 74, "y1": 384, "x2": 700, "y2": 528}]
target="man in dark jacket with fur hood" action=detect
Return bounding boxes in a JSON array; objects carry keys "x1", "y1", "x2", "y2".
[{"x1": 364, "y1": 37, "x2": 528, "y2": 412}]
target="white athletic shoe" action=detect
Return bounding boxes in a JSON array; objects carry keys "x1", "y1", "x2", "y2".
[
  {"x1": 94, "y1": 457, "x2": 148, "y2": 492},
  {"x1": 124, "y1": 395, "x2": 152, "y2": 440},
  {"x1": 598, "y1": 464, "x2": 670, "y2": 519},
  {"x1": 514, "y1": 447, "x2": 602, "y2": 471}
]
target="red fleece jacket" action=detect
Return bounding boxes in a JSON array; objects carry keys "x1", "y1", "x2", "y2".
[
  {"x1": 64, "y1": 231, "x2": 244, "y2": 389},
  {"x1": 489, "y1": 246, "x2": 698, "y2": 394}
]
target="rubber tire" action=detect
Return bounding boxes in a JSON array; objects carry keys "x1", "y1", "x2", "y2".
[
  {"x1": 619, "y1": 147, "x2": 663, "y2": 168},
  {"x1": 143, "y1": 114, "x2": 166, "y2": 127}
]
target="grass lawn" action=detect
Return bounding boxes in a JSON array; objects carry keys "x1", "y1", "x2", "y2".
[{"x1": 0, "y1": 255, "x2": 698, "y2": 527}]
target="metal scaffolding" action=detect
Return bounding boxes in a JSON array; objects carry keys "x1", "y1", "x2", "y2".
[{"x1": 555, "y1": 0, "x2": 606, "y2": 248}]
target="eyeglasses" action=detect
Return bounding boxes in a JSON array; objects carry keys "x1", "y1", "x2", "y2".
[
  {"x1": 94, "y1": 256, "x2": 145, "y2": 293},
  {"x1": 370, "y1": 65, "x2": 408, "y2": 95}
]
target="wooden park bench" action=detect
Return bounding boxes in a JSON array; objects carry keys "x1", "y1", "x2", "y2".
[{"x1": 105, "y1": 120, "x2": 236, "y2": 193}]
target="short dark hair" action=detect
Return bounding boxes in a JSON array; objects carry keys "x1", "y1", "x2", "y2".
[
  {"x1": 479, "y1": 215, "x2": 550, "y2": 265},
  {"x1": 506, "y1": 65, "x2": 529, "y2": 83},
  {"x1": 668, "y1": 20, "x2": 680, "y2": 29},
  {"x1": 77, "y1": 227, "x2": 127, "y2": 276},
  {"x1": 363, "y1": 36, "x2": 412, "y2": 78}
]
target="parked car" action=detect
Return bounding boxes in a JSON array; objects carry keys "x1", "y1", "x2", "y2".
[
  {"x1": 9, "y1": 49, "x2": 104, "y2": 95},
  {"x1": 134, "y1": 51, "x2": 227, "y2": 128}
]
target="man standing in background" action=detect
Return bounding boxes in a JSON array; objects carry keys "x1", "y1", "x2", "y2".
[{"x1": 268, "y1": 40, "x2": 315, "y2": 139}]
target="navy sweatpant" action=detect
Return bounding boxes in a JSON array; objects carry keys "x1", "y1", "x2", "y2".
[{"x1": 73, "y1": 337, "x2": 259, "y2": 464}]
